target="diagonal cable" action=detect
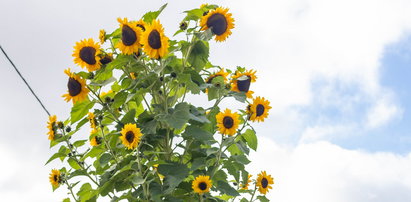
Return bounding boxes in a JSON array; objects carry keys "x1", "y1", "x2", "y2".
[{"x1": 0, "y1": 45, "x2": 51, "y2": 116}]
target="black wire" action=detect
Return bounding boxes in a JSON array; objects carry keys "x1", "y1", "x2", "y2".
[{"x1": 0, "y1": 45, "x2": 51, "y2": 116}]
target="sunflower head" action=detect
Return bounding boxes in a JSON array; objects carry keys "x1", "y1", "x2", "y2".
[
  {"x1": 99, "y1": 53, "x2": 113, "y2": 65},
  {"x1": 116, "y1": 18, "x2": 142, "y2": 55},
  {"x1": 130, "y1": 72, "x2": 137, "y2": 80},
  {"x1": 46, "y1": 115, "x2": 57, "y2": 140},
  {"x1": 99, "y1": 29, "x2": 106, "y2": 44},
  {"x1": 192, "y1": 175, "x2": 212, "y2": 194},
  {"x1": 231, "y1": 69, "x2": 257, "y2": 98},
  {"x1": 90, "y1": 134, "x2": 102, "y2": 146},
  {"x1": 72, "y1": 38, "x2": 101, "y2": 72},
  {"x1": 120, "y1": 123, "x2": 143, "y2": 150},
  {"x1": 62, "y1": 68, "x2": 89, "y2": 104},
  {"x1": 205, "y1": 68, "x2": 230, "y2": 84},
  {"x1": 200, "y1": 7, "x2": 235, "y2": 42},
  {"x1": 256, "y1": 171, "x2": 274, "y2": 194},
  {"x1": 87, "y1": 112, "x2": 97, "y2": 130},
  {"x1": 49, "y1": 169, "x2": 61, "y2": 188},
  {"x1": 141, "y1": 19, "x2": 169, "y2": 59},
  {"x1": 136, "y1": 19, "x2": 146, "y2": 31},
  {"x1": 216, "y1": 109, "x2": 240, "y2": 136},
  {"x1": 240, "y1": 174, "x2": 252, "y2": 190},
  {"x1": 248, "y1": 96, "x2": 272, "y2": 122}
]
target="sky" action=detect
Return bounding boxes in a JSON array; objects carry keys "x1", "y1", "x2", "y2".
[{"x1": 0, "y1": 0, "x2": 411, "y2": 201}]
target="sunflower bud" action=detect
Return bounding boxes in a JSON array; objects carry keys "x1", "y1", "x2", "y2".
[
  {"x1": 57, "y1": 122, "x2": 64, "y2": 129},
  {"x1": 159, "y1": 76, "x2": 164, "y2": 82},
  {"x1": 171, "y1": 72, "x2": 177, "y2": 78},
  {"x1": 65, "y1": 126, "x2": 71, "y2": 133},
  {"x1": 179, "y1": 21, "x2": 188, "y2": 30},
  {"x1": 88, "y1": 72, "x2": 95, "y2": 79},
  {"x1": 104, "y1": 96, "x2": 112, "y2": 103}
]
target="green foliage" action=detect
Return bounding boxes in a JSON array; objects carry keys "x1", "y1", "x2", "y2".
[{"x1": 45, "y1": 3, "x2": 274, "y2": 202}]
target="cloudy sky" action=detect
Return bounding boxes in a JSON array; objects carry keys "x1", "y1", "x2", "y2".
[{"x1": 1, "y1": 0, "x2": 411, "y2": 201}]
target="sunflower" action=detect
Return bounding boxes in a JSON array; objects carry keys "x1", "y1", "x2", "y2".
[
  {"x1": 192, "y1": 175, "x2": 212, "y2": 194},
  {"x1": 62, "y1": 68, "x2": 89, "y2": 104},
  {"x1": 136, "y1": 19, "x2": 146, "y2": 31},
  {"x1": 205, "y1": 68, "x2": 230, "y2": 84},
  {"x1": 256, "y1": 171, "x2": 274, "y2": 194},
  {"x1": 46, "y1": 115, "x2": 57, "y2": 140},
  {"x1": 120, "y1": 123, "x2": 143, "y2": 149},
  {"x1": 216, "y1": 109, "x2": 240, "y2": 136},
  {"x1": 116, "y1": 18, "x2": 142, "y2": 55},
  {"x1": 72, "y1": 38, "x2": 101, "y2": 72},
  {"x1": 99, "y1": 29, "x2": 106, "y2": 44},
  {"x1": 87, "y1": 112, "x2": 97, "y2": 130},
  {"x1": 200, "y1": 7, "x2": 235, "y2": 42},
  {"x1": 231, "y1": 70, "x2": 257, "y2": 98},
  {"x1": 248, "y1": 96, "x2": 272, "y2": 122},
  {"x1": 49, "y1": 169, "x2": 61, "y2": 188},
  {"x1": 99, "y1": 53, "x2": 113, "y2": 65},
  {"x1": 130, "y1": 72, "x2": 137, "y2": 80},
  {"x1": 90, "y1": 134, "x2": 102, "y2": 146},
  {"x1": 141, "y1": 19, "x2": 169, "y2": 59},
  {"x1": 240, "y1": 174, "x2": 252, "y2": 190}
]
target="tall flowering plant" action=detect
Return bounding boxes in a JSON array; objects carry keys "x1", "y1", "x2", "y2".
[{"x1": 45, "y1": 4, "x2": 274, "y2": 202}]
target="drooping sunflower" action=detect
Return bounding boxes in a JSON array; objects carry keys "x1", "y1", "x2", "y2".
[
  {"x1": 72, "y1": 38, "x2": 101, "y2": 72},
  {"x1": 116, "y1": 18, "x2": 142, "y2": 55},
  {"x1": 200, "y1": 7, "x2": 235, "y2": 42},
  {"x1": 192, "y1": 175, "x2": 212, "y2": 194},
  {"x1": 141, "y1": 19, "x2": 169, "y2": 59},
  {"x1": 49, "y1": 169, "x2": 61, "y2": 188},
  {"x1": 231, "y1": 69, "x2": 257, "y2": 98},
  {"x1": 256, "y1": 171, "x2": 274, "y2": 194},
  {"x1": 99, "y1": 53, "x2": 113, "y2": 65},
  {"x1": 216, "y1": 109, "x2": 240, "y2": 136},
  {"x1": 90, "y1": 134, "x2": 102, "y2": 147},
  {"x1": 136, "y1": 19, "x2": 146, "y2": 31},
  {"x1": 99, "y1": 29, "x2": 106, "y2": 44},
  {"x1": 247, "y1": 96, "x2": 272, "y2": 122},
  {"x1": 120, "y1": 123, "x2": 143, "y2": 149},
  {"x1": 240, "y1": 174, "x2": 252, "y2": 190},
  {"x1": 205, "y1": 68, "x2": 230, "y2": 84},
  {"x1": 87, "y1": 112, "x2": 97, "y2": 130},
  {"x1": 46, "y1": 115, "x2": 57, "y2": 140},
  {"x1": 62, "y1": 68, "x2": 89, "y2": 104}
]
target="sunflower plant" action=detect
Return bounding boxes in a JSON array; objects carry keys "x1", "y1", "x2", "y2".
[{"x1": 45, "y1": 4, "x2": 274, "y2": 202}]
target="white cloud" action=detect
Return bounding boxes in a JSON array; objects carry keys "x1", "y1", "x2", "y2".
[
  {"x1": 248, "y1": 137, "x2": 411, "y2": 202},
  {"x1": 366, "y1": 94, "x2": 403, "y2": 129}
]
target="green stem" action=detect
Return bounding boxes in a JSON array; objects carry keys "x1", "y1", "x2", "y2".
[
  {"x1": 87, "y1": 86, "x2": 121, "y2": 123},
  {"x1": 136, "y1": 145, "x2": 149, "y2": 200},
  {"x1": 249, "y1": 184, "x2": 258, "y2": 201},
  {"x1": 65, "y1": 181, "x2": 79, "y2": 202},
  {"x1": 210, "y1": 135, "x2": 224, "y2": 178},
  {"x1": 99, "y1": 125, "x2": 119, "y2": 164}
]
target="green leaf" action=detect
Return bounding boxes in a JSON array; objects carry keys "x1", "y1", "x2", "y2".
[
  {"x1": 188, "y1": 40, "x2": 209, "y2": 70},
  {"x1": 99, "y1": 153, "x2": 112, "y2": 167},
  {"x1": 73, "y1": 140, "x2": 87, "y2": 148},
  {"x1": 216, "y1": 194, "x2": 234, "y2": 201},
  {"x1": 68, "y1": 158, "x2": 81, "y2": 170},
  {"x1": 178, "y1": 73, "x2": 200, "y2": 94},
  {"x1": 158, "y1": 162, "x2": 190, "y2": 194},
  {"x1": 217, "y1": 180, "x2": 240, "y2": 196},
  {"x1": 227, "y1": 144, "x2": 242, "y2": 155},
  {"x1": 45, "y1": 152, "x2": 66, "y2": 165},
  {"x1": 71, "y1": 100, "x2": 95, "y2": 124},
  {"x1": 89, "y1": 77, "x2": 116, "y2": 86},
  {"x1": 142, "y1": 3, "x2": 168, "y2": 23},
  {"x1": 75, "y1": 117, "x2": 89, "y2": 131},
  {"x1": 182, "y1": 125, "x2": 214, "y2": 141},
  {"x1": 242, "y1": 129, "x2": 258, "y2": 151},
  {"x1": 257, "y1": 195, "x2": 270, "y2": 202},
  {"x1": 231, "y1": 155, "x2": 251, "y2": 165},
  {"x1": 120, "y1": 108, "x2": 136, "y2": 125},
  {"x1": 77, "y1": 183, "x2": 98, "y2": 202},
  {"x1": 160, "y1": 102, "x2": 190, "y2": 130},
  {"x1": 112, "y1": 91, "x2": 128, "y2": 108},
  {"x1": 183, "y1": 8, "x2": 203, "y2": 21},
  {"x1": 62, "y1": 198, "x2": 71, "y2": 202}
]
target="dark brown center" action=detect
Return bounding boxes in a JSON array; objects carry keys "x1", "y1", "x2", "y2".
[
  {"x1": 148, "y1": 30, "x2": 161, "y2": 49},
  {"x1": 223, "y1": 116, "x2": 234, "y2": 129},
  {"x1": 256, "y1": 104, "x2": 265, "y2": 117},
  {"x1": 122, "y1": 25, "x2": 137, "y2": 46},
  {"x1": 237, "y1": 77, "x2": 251, "y2": 92},
  {"x1": 198, "y1": 182, "x2": 207, "y2": 190},
  {"x1": 95, "y1": 136, "x2": 102, "y2": 145},
  {"x1": 53, "y1": 175, "x2": 58, "y2": 182},
  {"x1": 68, "y1": 78, "x2": 82, "y2": 96},
  {"x1": 125, "y1": 131, "x2": 134, "y2": 143},
  {"x1": 100, "y1": 56, "x2": 112, "y2": 65},
  {"x1": 79, "y1": 47, "x2": 97, "y2": 65},
  {"x1": 261, "y1": 178, "x2": 268, "y2": 188},
  {"x1": 206, "y1": 13, "x2": 228, "y2": 36}
]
